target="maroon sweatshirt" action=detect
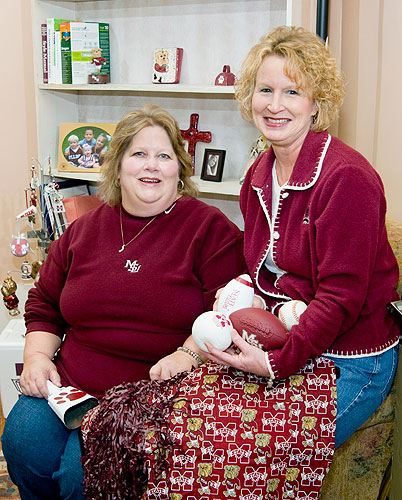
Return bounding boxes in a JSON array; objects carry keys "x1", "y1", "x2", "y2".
[{"x1": 25, "y1": 197, "x2": 245, "y2": 398}]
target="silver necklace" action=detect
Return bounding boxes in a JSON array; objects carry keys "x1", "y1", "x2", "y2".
[{"x1": 118, "y1": 206, "x2": 157, "y2": 253}]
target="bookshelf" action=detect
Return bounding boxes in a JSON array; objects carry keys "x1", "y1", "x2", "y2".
[
  {"x1": 38, "y1": 83, "x2": 236, "y2": 96},
  {"x1": 31, "y1": 0, "x2": 302, "y2": 226}
]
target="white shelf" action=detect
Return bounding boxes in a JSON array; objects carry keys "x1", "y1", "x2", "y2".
[
  {"x1": 51, "y1": 171, "x2": 241, "y2": 198},
  {"x1": 193, "y1": 176, "x2": 241, "y2": 198},
  {"x1": 52, "y1": 170, "x2": 100, "y2": 183},
  {"x1": 39, "y1": 83, "x2": 235, "y2": 98}
]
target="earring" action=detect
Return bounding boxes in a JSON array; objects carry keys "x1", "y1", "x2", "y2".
[
  {"x1": 178, "y1": 179, "x2": 184, "y2": 191},
  {"x1": 114, "y1": 178, "x2": 120, "y2": 188},
  {"x1": 312, "y1": 113, "x2": 318, "y2": 124}
]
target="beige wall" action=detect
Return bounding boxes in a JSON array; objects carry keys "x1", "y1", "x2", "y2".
[
  {"x1": 330, "y1": 0, "x2": 402, "y2": 221},
  {"x1": 375, "y1": 1, "x2": 402, "y2": 222},
  {"x1": 0, "y1": 1, "x2": 37, "y2": 329}
]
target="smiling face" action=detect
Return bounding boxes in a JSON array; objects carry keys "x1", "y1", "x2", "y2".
[
  {"x1": 84, "y1": 129, "x2": 94, "y2": 141},
  {"x1": 95, "y1": 135, "x2": 106, "y2": 148},
  {"x1": 252, "y1": 55, "x2": 317, "y2": 152},
  {"x1": 119, "y1": 125, "x2": 180, "y2": 216}
]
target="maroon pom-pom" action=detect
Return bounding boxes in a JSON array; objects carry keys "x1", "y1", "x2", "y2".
[
  {"x1": 81, "y1": 373, "x2": 188, "y2": 499},
  {"x1": 229, "y1": 307, "x2": 288, "y2": 350}
]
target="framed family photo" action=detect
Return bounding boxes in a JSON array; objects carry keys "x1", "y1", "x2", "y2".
[
  {"x1": 200, "y1": 149, "x2": 226, "y2": 182},
  {"x1": 58, "y1": 123, "x2": 116, "y2": 173}
]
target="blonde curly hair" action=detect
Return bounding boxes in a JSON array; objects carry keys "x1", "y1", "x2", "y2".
[
  {"x1": 235, "y1": 26, "x2": 345, "y2": 132},
  {"x1": 99, "y1": 104, "x2": 198, "y2": 206}
]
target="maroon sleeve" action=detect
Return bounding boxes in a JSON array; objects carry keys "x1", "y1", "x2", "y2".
[
  {"x1": 188, "y1": 203, "x2": 246, "y2": 310},
  {"x1": 24, "y1": 230, "x2": 72, "y2": 337}
]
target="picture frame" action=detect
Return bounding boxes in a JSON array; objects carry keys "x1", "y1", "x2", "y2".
[
  {"x1": 58, "y1": 122, "x2": 116, "y2": 173},
  {"x1": 200, "y1": 149, "x2": 226, "y2": 182}
]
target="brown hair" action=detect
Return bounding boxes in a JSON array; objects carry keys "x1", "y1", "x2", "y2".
[
  {"x1": 235, "y1": 26, "x2": 345, "y2": 132},
  {"x1": 99, "y1": 104, "x2": 198, "y2": 205}
]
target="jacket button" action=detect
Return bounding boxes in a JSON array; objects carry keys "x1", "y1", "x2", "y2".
[
  {"x1": 273, "y1": 231, "x2": 280, "y2": 239},
  {"x1": 282, "y1": 192, "x2": 289, "y2": 198}
]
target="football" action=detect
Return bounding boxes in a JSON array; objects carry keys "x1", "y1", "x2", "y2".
[{"x1": 229, "y1": 307, "x2": 288, "y2": 350}]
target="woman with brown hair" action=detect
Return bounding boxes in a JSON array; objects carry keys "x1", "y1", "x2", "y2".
[{"x1": 1, "y1": 104, "x2": 245, "y2": 499}]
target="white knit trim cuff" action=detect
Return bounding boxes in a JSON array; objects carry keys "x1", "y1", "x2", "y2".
[{"x1": 264, "y1": 351, "x2": 275, "y2": 380}]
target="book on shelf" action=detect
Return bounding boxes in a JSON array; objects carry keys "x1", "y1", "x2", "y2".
[
  {"x1": 47, "y1": 18, "x2": 68, "y2": 84},
  {"x1": 152, "y1": 48, "x2": 183, "y2": 84},
  {"x1": 41, "y1": 23, "x2": 48, "y2": 84},
  {"x1": 60, "y1": 21, "x2": 110, "y2": 84}
]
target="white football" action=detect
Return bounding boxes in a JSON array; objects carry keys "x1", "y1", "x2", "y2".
[
  {"x1": 217, "y1": 274, "x2": 254, "y2": 315},
  {"x1": 278, "y1": 300, "x2": 308, "y2": 331},
  {"x1": 192, "y1": 311, "x2": 233, "y2": 352}
]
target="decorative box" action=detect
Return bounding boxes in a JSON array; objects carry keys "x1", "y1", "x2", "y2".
[{"x1": 152, "y1": 48, "x2": 183, "y2": 84}]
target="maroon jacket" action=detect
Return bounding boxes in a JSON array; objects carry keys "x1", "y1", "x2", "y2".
[
  {"x1": 240, "y1": 130, "x2": 399, "y2": 380},
  {"x1": 25, "y1": 197, "x2": 245, "y2": 398}
]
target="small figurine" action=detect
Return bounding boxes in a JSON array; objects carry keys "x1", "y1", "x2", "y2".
[
  {"x1": 88, "y1": 48, "x2": 109, "y2": 84},
  {"x1": 1, "y1": 276, "x2": 20, "y2": 316},
  {"x1": 240, "y1": 135, "x2": 270, "y2": 184},
  {"x1": 90, "y1": 48, "x2": 106, "y2": 74}
]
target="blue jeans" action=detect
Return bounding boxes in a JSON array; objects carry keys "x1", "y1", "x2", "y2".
[
  {"x1": 1, "y1": 395, "x2": 86, "y2": 500},
  {"x1": 325, "y1": 344, "x2": 398, "y2": 448}
]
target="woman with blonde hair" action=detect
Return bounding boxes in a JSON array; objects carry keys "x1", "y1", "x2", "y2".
[{"x1": 207, "y1": 26, "x2": 399, "y2": 449}]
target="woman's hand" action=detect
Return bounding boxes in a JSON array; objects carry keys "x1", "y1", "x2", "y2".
[
  {"x1": 20, "y1": 331, "x2": 62, "y2": 398},
  {"x1": 149, "y1": 351, "x2": 196, "y2": 381},
  {"x1": 204, "y1": 328, "x2": 269, "y2": 377},
  {"x1": 20, "y1": 354, "x2": 61, "y2": 398},
  {"x1": 150, "y1": 337, "x2": 206, "y2": 381}
]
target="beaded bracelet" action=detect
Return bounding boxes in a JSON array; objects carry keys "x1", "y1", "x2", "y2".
[{"x1": 177, "y1": 346, "x2": 203, "y2": 367}]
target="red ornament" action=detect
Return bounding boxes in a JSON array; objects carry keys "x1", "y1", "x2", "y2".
[
  {"x1": 10, "y1": 235, "x2": 30, "y2": 257},
  {"x1": 1, "y1": 276, "x2": 20, "y2": 316},
  {"x1": 180, "y1": 114, "x2": 212, "y2": 173},
  {"x1": 3, "y1": 294, "x2": 19, "y2": 315}
]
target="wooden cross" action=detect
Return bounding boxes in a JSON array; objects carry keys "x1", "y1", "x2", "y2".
[{"x1": 180, "y1": 114, "x2": 212, "y2": 173}]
